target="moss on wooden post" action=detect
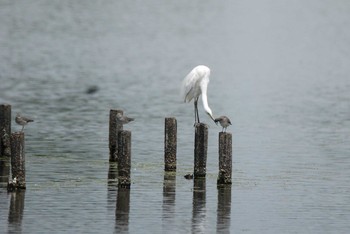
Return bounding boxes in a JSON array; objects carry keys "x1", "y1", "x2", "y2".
[
  {"x1": 0, "y1": 104, "x2": 11, "y2": 157},
  {"x1": 194, "y1": 123, "x2": 208, "y2": 178},
  {"x1": 164, "y1": 117, "x2": 177, "y2": 171},
  {"x1": 8, "y1": 132, "x2": 26, "y2": 191},
  {"x1": 118, "y1": 130, "x2": 131, "y2": 188},
  {"x1": 109, "y1": 109, "x2": 123, "y2": 162},
  {"x1": 217, "y1": 132, "x2": 232, "y2": 185}
]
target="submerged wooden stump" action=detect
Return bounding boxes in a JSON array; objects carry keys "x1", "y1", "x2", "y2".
[
  {"x1": 8, "y1": 132, "x2": 26, "y2": 191},
  {"x1": 0, "y1": 104, "x2": 11, "y2": 158},
  {"x1": 109, "y1": 109, "x2": 123, "y2": 162},
  {"x1": 118, "y1": 130, "x2": 131, "y2": 188},
  {"x1": 217, "y1": 132, "x2": 232, "y2": 185},
  {"x1": 164, "y1": 117, "x2": 177, "y2": 171},
  {"x1": 194, "y1": 123, "x2": 208, "y2": 178}
]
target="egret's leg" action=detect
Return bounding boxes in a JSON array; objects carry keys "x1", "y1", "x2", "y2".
[
  {"x1": 193, "y1": 101, "x2": 197, "y2": 126},
  {"x1": 195, "y1": 98, "x2": 200, "y2": 123},
  {"x1": 197, "y1": 107, "x2": 200, "y2": 123},
  {"x1": 21, "y1": 126, "x2": 24, "y2": 132}
]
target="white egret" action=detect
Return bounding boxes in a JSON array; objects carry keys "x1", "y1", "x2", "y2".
[
  {"x1": 214, "y1": 115, "x2": 232, "y2": 132},
  {"x1": 15, "y1": 113, "x2": 34, "y2": 132},
  {"x1": 181, "y1": 65, "x2": 215, "y2": 125}
]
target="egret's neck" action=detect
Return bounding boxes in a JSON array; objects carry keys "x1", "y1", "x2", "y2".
[{"x1": 201, "y1": 92, "x2": 212, "y2": 114}]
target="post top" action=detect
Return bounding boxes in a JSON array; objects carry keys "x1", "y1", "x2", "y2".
[
  {"x1": 195, "y1": 123, "x2": 208, "y2": 128},
  {"x1": 165, "y1": 117, "x2": 177, "y2": 120},
  {"x1": 12, "y1": 131, "x2": 25, "y2": 136},
  {"x1": 219, "y1": 131, "x2": 232, "y2": 136},
  {"x1": 0, "y1": 103, "x2": 11, "y2": 106}
]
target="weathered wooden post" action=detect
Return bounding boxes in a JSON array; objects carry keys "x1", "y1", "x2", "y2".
[
  {"x1": 0, "y1": 104, "x2": 11, "y2": 156},
  {"x1": 8, "y1": 132, "x2": 26, "y2": 191},
  {"x1": 117, "y1": 130, "x2": 131, "y2": 188},
  {"x1": 217, "y1": 132, "x2": 232, "y2": 185},
  {"x1": 194, "y1": 123, "x2": 208, "y2": 178},
  {"x1": 164, "y1": 117, "x2": 177, "y2": 171},
  {"x1": 109, "y1": 109, "x2": 123, "y2": 162},
  {"x1": 0, "y1": 104, "x2": 11, "y2": 184}
]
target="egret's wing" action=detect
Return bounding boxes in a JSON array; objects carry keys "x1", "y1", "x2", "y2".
[{"x1": 180, "y1": 68, "x2": 199, "y2": 103}]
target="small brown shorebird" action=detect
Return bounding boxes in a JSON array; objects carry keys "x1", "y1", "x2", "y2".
[
  {"x1": 15, "y1": 113, "x2": 34, "y2": 132},
  {"x1": 116, "y1": 113, "x2": 134, "y2": 125},
  {"x1": 214, "y1": 115, "x2": 232, "y2": 132}
]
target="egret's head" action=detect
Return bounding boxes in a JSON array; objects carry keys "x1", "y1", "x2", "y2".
[{"x1": 214, "y1": 118, "x2": 219, "y2": 126}]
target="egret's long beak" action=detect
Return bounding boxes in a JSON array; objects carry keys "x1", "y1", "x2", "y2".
[{"x1": 207, "y1": 113, "x2": 215, "y2": 122}]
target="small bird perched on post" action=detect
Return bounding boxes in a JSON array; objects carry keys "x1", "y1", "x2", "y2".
[
  {"x1": 214, "y1": 116, "x2": 232, "y2": 132},
  {"x1": 116, "y1": 113, "x2": 134, "y2": 125},
  {"x1": 15, "y1": 113, "x2": 34, "y2": 132}
]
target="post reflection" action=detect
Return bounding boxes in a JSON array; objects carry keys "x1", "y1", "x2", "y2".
[
  {"x1": 162, "y1": 172, "x2": 176, "y2": 231},
  {"x1": 115, "y1": 186, "x2": 130, "y2": 233},
  {"x1": 107, "y1": 165, "x2": 118, "y2": 221},
  {"x1": 108, "y1": 162, "x2": 118, "y2": 186},
  {"x1": 216, "y1": 185, "x2": 232, "y2": 233},
  {"x1": 8, "y1": 190, "x2": 26, "y2": 234},
  {"x1": 192, "y1": 178, "x2": 206, "y2": 233},
  {"x1": 0, "y1": 156, "x2": 10, "y2": 185}
]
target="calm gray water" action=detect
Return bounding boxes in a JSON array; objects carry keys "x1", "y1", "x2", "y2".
[{"x1": 1, "y1": 0, "x2": 350, "y2": 233}]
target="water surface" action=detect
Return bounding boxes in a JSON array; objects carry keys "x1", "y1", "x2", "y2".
[{"x1": 1, "y1": 0, "x2": 350, "y2": 233}]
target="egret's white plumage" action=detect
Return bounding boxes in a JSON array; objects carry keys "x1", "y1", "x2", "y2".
[{"x1": 181, "y1": 65, "x2": 215, "y2": 125}]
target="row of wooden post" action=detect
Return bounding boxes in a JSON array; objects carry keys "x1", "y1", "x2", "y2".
[
  {"x1": 165, "y1": 118, "x2": 232, "y2": 185},
  {"x1": 1, "y1": 105, "x2": 232, "y2": 191},
  {"x1": 109, "y1": 110, "x2": 232, "y2": 188},
  {"x1": 0, "y1": 104, "x2": 26, "y2": 191}
]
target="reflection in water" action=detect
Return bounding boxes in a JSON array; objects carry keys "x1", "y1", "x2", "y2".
[
  {"x1": 1, "y1": 0, "x2": 349, "y2": 232},
  {"x1": 8, "y1": 191, "x2": 25, "y2": 234},
  {"x1": 192, "y1": 178, "x2": 206, "y2": 233},
  {"x1": 108, "y1": 162, "x2": 118, "y2": 187},
  {"x1": 115, "y1": 187, "x2": 130, "y2": 233},
  {"x1": 0, "y1": 156, "x2": 10, "y2": 185},
  {"x1": 216, "y1": 185, "x2": 232, "y2": 233},
  {"x1": 162, "y1": 172, "x2": 176, "y2": 231},
  {"x1": 107, "y1": 163, "x2": 118, "y2": 217}
]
